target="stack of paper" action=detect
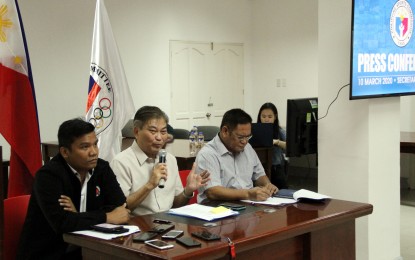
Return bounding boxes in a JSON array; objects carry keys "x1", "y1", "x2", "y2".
[
  {"x1": 168, "y1": 204, "x2": 239, "y2": 221},
  {"x1": 242, "y1": 189, "x2": 331, "y2": 206},
  {"x1": 275, "y1": 189, "x2": 331, "y2": 201}
]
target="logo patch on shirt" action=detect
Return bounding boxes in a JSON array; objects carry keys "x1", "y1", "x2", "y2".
[{"x1": 96, "y1": 186, "x2": 101, "y2": 197}]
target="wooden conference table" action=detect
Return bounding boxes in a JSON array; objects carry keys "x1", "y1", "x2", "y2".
[
  {"x1": 41, "y1": 139, "x2": 274, "y2": 178},
  {"x1": 63, "y1": 199, "x2": 373, "y2": 260}
]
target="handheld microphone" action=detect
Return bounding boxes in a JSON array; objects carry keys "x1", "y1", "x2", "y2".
[{"x1": 158, "y1": 149, "x2": 167, "y2": 188}]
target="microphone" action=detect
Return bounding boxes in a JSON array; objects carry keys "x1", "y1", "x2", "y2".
[{"x1": 158, "y1": 149, "x2": 167, "y2": 188}]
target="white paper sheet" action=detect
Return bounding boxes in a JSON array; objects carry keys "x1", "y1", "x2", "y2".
[
  {"x1": 241, "y1": 197, "x2": 297, "y2": 206},
  {"x1": 71, "y1": 225, "x2": 140, "y2": 240},
  {"x1": 168, "y1": 204, "x2": 239, "y2": 221}
]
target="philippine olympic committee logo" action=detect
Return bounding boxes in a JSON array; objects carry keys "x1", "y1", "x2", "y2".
[
  {"x1": 86, "y1": 63, "x2": 114, "y2": 135},
  {"x1": 390, "y1": 0, "x2": 414, "y2": 47}
]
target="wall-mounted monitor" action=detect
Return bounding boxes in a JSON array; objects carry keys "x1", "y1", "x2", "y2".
[
  {"x1": 350, "y1": 0, "x2": 415, "y2": 100},
  {"x1": 286, "y1": 98, "x2": 318, "y2": 157}
]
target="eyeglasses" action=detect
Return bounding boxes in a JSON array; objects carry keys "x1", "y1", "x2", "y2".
[
  {"x1": 146, "y1": 128, "x2": 168, "y2": 137},
  {"x1": 231, "y1": 132, "x2": 253, "y2": 142}
]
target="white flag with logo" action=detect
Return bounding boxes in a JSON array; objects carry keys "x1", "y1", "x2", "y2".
[{"x1": 86, "y1": 0, "x2": 134, "y2": 162}]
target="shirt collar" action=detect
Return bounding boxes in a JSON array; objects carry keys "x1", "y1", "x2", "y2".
[
  {"x1": 212, "y1": 134, "x2": 232, "y2": 156},
  {"x1": 67, "y1": 163, "x2": 94, "y2": 178},
  {"x1": 131, "y1": 141, "x2": 156, "y2": 165}
]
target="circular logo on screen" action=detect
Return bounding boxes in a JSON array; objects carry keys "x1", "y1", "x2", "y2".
[{"x1": 390, "y1": 0, "x2": 414, "y2": 47}]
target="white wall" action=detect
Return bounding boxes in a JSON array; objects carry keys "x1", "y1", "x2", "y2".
[
  {"x1": 250, "y1": 0, "x2": 318, "y2": 124},
  {"x1": 0, "y1": 1, "x2": 405, "y2": 258},
  {"x1": 319, "y1": 1, "x2": 401, "y2": 259},
  {"x1": 401, "y1": 96, "x2": 415, "y2": 131},
  {"x1": 1, "y1": 0, "x2": 254, "y2": 157}
]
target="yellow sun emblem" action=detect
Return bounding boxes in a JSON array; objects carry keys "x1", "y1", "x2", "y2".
[{"x1": 0, "y1": 4, "x2": 13, "y2": 42}]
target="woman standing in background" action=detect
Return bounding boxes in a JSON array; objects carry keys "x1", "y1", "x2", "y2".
[{"x1": 257, "y1": 102, "x2": 288, "y2": 189}]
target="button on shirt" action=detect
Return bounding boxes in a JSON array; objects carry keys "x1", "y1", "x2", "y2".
[
  {"x1": 111, "y1": 141, "x2": 183, "y2": 215},
  {"x1": 195, "y1": 135, "x2": 266, "y2": 203}
]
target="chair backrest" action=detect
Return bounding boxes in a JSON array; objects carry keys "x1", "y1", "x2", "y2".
[
  {"x1": 3, "y1": 195, "x2": 30, "y2": 260},
  {"x1": 121, "y1": 119, "x2": 134, "y2": 138},
  {"x1": 172, "y1": 128, "x2": 190, "y2": 140},
  {"x1": 178, "y1": 170, "x2": 198, "y2": 204},
  {"x1": 196, "y1": 126, "x2": 220, "y2": 141}
]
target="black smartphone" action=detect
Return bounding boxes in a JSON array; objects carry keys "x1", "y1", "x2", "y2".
[
  {"x1": 133, "y1": 232, "x2": 158, "y2": 242},
  {"x1": 91, "y1": 223, "x2": 129, "y2": 234},
  {"x1": 176, "y1": 236, "x2": 202, "y2": 247},
  {"x1": 191, "y1": 230, "x2": 221, "y2": 241},
  {"x1": 161, "y1": 230, "x2": 183, "y2": 239},
  {"x1": 219, "y1": 202, "x2": 246, "y2": 211},
  {"x1": 153, "y1": 219, "x2": 172, "y2": 224},
  {"x1": 149, "y1": 224, "x2": 175, "y2": 234}
]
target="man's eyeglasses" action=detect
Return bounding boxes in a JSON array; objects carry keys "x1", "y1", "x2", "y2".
[
  {"x1": 231, "y1": 132, "x2": 253, "y2": 142},
  {"x1": 146, "y1": 128, "x2": 168, "y2": 136}
]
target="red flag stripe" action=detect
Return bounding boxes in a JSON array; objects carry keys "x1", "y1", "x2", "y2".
[{"x1": 86, "y1": 82, "x2": 101, "y2": 112}]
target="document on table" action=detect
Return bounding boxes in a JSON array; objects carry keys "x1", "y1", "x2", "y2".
[
  {"x1": 241, "y1": 197, "x2": 297, "y2": 206},
  {"x1": 242, "y1": 189, "x2": 331, "y2": 206},
  {"x1": 168, "y1": 204, "x2": 239, "y2": 221},
  {"x1": 274, "y1": 189, "x2": 331, "y2": 202},
  {"x1": 71, "y1": 225, "x2": 140, "y2": 240}
]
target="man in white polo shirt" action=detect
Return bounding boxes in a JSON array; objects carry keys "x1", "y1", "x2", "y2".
[{"x1": 111, "y1": 106, "x2": 209, "y2": 215}]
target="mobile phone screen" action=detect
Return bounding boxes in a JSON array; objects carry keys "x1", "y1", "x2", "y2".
[
  {"x1": 191, "y1": 231, "x2": 221, "y2": 241},
  {"x1": 219, "y1": 203, "x2": 246, "y2": 211},
  {"x1": 161, "y1": 230, "x2": 183, "y2": 239},
  {"x1": 133, "y1": 232, "x2": 158, "y2": 242},
  {"x1": 176, "y1": 236, "x2": 201, "y2": 247},
  {"x1": 150, "y1": 224, "x2": 175, "y2": 233},
  {"x1": 145, "y1": 239, "x2": 174, "y2": 250}
]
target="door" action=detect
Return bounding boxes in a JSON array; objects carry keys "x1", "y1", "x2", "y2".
[{"x1": 170, "y1": 41, "x2": 244, "y2": 130}]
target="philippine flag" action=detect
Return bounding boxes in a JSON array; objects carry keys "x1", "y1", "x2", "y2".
[
  {"x1": 0, "y1": 0, "x2": 42, "y2": 197},
  {"x1": 86, "y1": 0, "x2": 135, "y2": 162}
]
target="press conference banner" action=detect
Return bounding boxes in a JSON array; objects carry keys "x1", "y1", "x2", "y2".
[{"x1": 351, "y1": 0, "x2": 415, "y2": 98}]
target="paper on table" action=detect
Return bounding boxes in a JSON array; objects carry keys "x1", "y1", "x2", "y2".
[
  {"x1": 241, "y1": 197, "x2": 297, "y2": 206},
  {"x1": 168, "y1": 204, "x2": 239, "y2": 221},
  {"x1": 293, "y1": 189, "x2": 331, "y2": 201},
  {"x1": 71, "y1": 225, "x2": 140, "y2": 240}
]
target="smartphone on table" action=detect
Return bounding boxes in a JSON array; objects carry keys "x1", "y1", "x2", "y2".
[
  {"x1": 91, "y1": 223, "x2": 129, "y2": 234},
  {"x1": 149, "y1": 224, "x2": 175, "y2": 234},
  {"x1": 191, "y1": 230, "x2": 221, "y2": 241},
  {"x1": 133, "y1": 232, "x2": 158, "y2": 242},
  {"x1": 176, "y1": 236, "x2": 202, "y2": 247},
  {"x1": 219, "y1": 202, "x2": 247, "y2": 211},
  {"x1": 161, "y1": 230, "x2": 183, "y2": 239},
  {"x1": 153, "y1": 219, "x2": 172, "y2": 224},
  {"x1": 144, "y1": 239, "x2": 174, "y2": 250}
]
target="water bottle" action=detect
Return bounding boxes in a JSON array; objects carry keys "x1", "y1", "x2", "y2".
[
  {"x1": 191, "y1": 126, "x2": 198, "y2": 137},
  {"x1": 197, "y1": 132, "x2": 204, "y2": 148},
  {"x1": 189, "y1": 126, "x2": 198, "y2": 154}
]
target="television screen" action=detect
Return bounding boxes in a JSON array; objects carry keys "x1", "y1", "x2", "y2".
[
  {"x1": 286, "y1": 98, "x2": 318, "y2": 157},
  {"x1": 350, "y1": 0, "x2": 415, "y2": 100}
]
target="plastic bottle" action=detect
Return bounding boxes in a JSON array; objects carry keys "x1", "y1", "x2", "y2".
[
  {"x1": 189, "y1": 126, "x2": 198, "y2": 154},
  {"x1": 197, "y1": 132, "x2": 204, "y2": 148}
]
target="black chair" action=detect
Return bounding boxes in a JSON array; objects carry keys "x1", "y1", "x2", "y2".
[
  {"x1": 173, "y1": 128, "x2": 190, "y2": 139},
  {"x1": 121, "y1": 120, "x2": 134, "y2": 151},
  {"x1": 121, "y1": 119, "x2": 134, "y2": 138},
  {"x1": 197, "y1": 126, "x2": 220, "y2": 141}
]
